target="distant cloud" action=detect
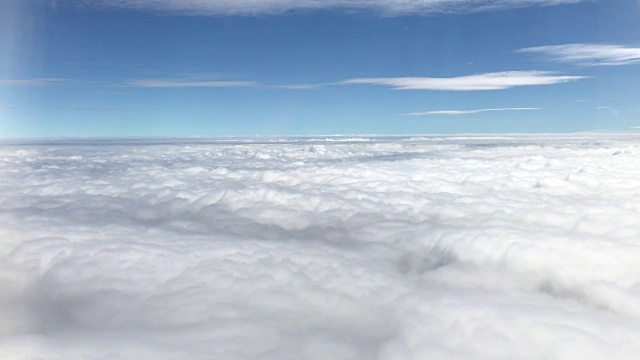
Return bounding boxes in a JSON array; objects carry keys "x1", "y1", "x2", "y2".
[
  {"x1": 341, "y1": 71, "x2": 586, "y2": 91},
  {"x1": 1, "y1": 106, "x2": 127, "y2": 112},
  {"x1": 79, "y1": 0, "x2": 587, "y2": 16},
  {"x1": 517, "y1": 44, "x2": 640, "y2": 66},
  {"x1": 126, "y1": 79, "x2": 259, "y2": 88},
  {"x1": 401, "y1": 107, "x2": 542, "y2": 116},
  {"x1": 0, "y1": 78, "x2": 66, "y2": 86},
  {"x1": 271, "y1": 84, "x2": 323, "y2": 90}
]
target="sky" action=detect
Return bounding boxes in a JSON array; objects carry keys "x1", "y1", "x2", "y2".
[{"x1": 1, "y1": 0, "x2": 640, "y2": 137}]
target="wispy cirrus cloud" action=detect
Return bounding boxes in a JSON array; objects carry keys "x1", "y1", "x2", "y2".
[
  {"x1": 73, "y1": 0, "x2": 588, "y2": 16},
  {"x1": 2, "y1": 72, "x2": 586, "y2": 92},
  {"x1": 517, "y1": 44, "x2": 640, "y2": 66},
  {"x1": 401, "y1": 107, "x2": 542, "y2": 116},
  {"x1": 1, "y1": 106, "x2": 128, "y2": 112},
  {"x1": 0, "y1": 78, "x2": 67, "y2": 86},
  {"x1": 341, "y1": 71, "x2": 586, "y2": 91},
  {"x1": 126, "y1": 79, "x2": 259, "y2": 88}
]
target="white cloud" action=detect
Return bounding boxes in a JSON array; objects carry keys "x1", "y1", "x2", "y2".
[
  {"x1": 2, "y1": 134, "x2": 640, "y2": 359},
  {"x1": 127, "y1": 79, "x2": 259, "y2": 88},
  {"x1": 402, "y1": 107, "x2": 542, "y2": 116},
  {"x1": 341, "y1": 71, "x2": 586, "y2": 91},
  {"x1": 2, "y1": 73, "x2": 586, "y2": 92},
  {"x1": 517, "y1": 43, "x2": 640, "y2": 66},
  {"x1": 72, "y1": 0, "x2": 588, "y2": 15},
  {"x1": 0, "y1": 78, "x2": 66, "y2": 86}
]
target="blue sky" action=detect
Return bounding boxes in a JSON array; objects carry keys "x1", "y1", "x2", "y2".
[{"x1": 1, "y1": 0, "x2": 640, "y2": 137}]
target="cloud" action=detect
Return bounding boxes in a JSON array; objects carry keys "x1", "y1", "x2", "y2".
[
  {"x1": 126, "y1": 71, "x2": 586, "y2": 91},
  {"x1": 0, "y1": 78, "x2": 66, "y2": 86},
  {"x1": 1, "y1": 73, "x2": 585, "y2": 92},
  {"x1": 517, "y1": 43, "x2": 640, "y2": 66},
  {"x1": 126, "y1": 79, "x2": 259, "y2": 88},
  {"x1": 71, "y1": 0, "x2": 588, "y2": 15},
  {"x1": 2, "y1": 134, "x2": 640, "y2": 359},
  {"x1": 401, "y1": 107, "x2": 542, "y2": 116},
  {"x1": 341, "y1": 71, "x2": 586, "y2": 91},
  {"x1": 124, "y1": 79, "x2": 324, "y2": 89},
  {"x1": 1, "y1": 106, "x2": 128, "y2": 112}
]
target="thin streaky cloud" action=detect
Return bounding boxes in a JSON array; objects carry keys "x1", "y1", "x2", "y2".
[
  {"x1": 75, "y1": 0, "x2": 589, "y2": 16},
  {"x1": 126, "y1": 79, "x2": 260, "y2": 88},
  {"x1": 270, "y1": 84, "x2": 324, "y2": 90},
  {"x1": 517, "y1": 44, "x2": 640, "y2": 66},
  {"x1": 1, "y1": 72, "x2": 586, "y2": 92},
  {"x1": 401, "y1": 107, "x2": 542, "y2": 116},
  {"x1": 0, "y1": 78, "x2": 67, "y2": 86},
  {"x1": 1, "y1": 106, "x2": 129, "y2": 112},
  {"x1": 341, "y1": 71, "x2": 586, "y2": 91},
  {"x1": 71, "y1": 107, "x2": 129, "y2": 112}
]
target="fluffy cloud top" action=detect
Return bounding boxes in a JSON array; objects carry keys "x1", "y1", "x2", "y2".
[
  {"x1": 71, "y1": 0, "x2": 587, "y2": 15},
  {"x1": 342, "y1": 71, "x2": 586, "y2": 90},
  {"x1": 2, "y1": 134, "x2": 640, "y2": 359},
  {"x1": 517, "y1": 43, "x2": 640, "y2": 66}
]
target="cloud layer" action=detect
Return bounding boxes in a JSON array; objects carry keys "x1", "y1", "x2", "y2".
[
  {"x1": 342, "y1": 71, "x2": 586, "y2": 90},
  {"x1": 517, "y1": 43, "x2": 640, "y2": 66},
  {"x1": 2, "y1": 134, "x2": 640, "y2": 359},
  {"x1": 74, "y1": 0, "x2": 587, "y2": 15},
  {"x1": 402, "y1": 107, "x2": 541, "y2": 116}
]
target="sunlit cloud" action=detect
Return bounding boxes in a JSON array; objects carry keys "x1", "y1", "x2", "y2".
[
  {"x1": 341, "y1": 71, "x2": 586, "y2": 91},
  {"x1": 401, "y1": 107, "x2": 542, "y2": 116},
  {"x1": 0, "y1": 78, "x2": 67, "y2": 86},
  {"x1": 126, "y1": 79, "x2": 259, "y2": 88},
  {"x1": 517, "y1": 44, "x2": 640, "y2": 66},
  {"x1": 74, "y1": 0, "x2": 588, "y2": 16}
]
